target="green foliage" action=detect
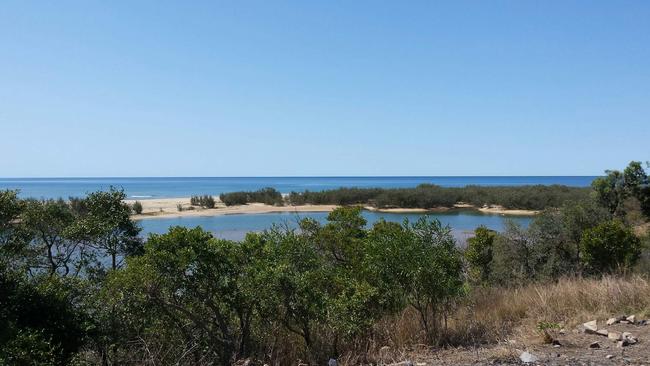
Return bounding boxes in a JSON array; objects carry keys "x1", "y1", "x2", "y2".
[
  {"x1": 592, "y1": 161, "x2": 650, "y2": 219},
  {"x1": 0, "y1": 267, "x2": 86, "y2": 365},
  {"x1": 287, "y1": 184, "x2": 590, "y2": 210},
  {"x1": 104, "y1": 227, "x2": 257, "y2": 364},
  {"x1": 580, "y1": 220, "x2": 641, "y2": 272},
  {"x1": 220, "y1": 187, "x2": 283, "y2": 206},
  {"x1": 131, "y1": 201, "x2": 143, "y2": 214},
  {"x1": 489, "y1": 199, "x2": 612, "y2": 284},
  {"x1": 465, "y1": 226, "x2": 496, "y2": 284},
  {"x1": 190, "y1": 194, "x2": 216, "y2": 208},
  {"x1": 65, "y1": 187, "x2": 142, "y2": 272}
]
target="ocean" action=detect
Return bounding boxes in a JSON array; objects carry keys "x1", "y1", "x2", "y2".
[{"x1": 0, "y1": 176, "x2": 596, "y2": 199}]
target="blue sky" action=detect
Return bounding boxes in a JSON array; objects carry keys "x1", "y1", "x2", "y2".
[{"x1": 1, "y1": 1, "x2": 648, "y2": 177}]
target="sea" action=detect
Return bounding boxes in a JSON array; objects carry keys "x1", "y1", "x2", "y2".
[
  {"x1": 0, "y1": 176, "x2": 596, "y2": 200},
  {"x1": 1, "y1": 176, "x2": 597, "y2": 241}
]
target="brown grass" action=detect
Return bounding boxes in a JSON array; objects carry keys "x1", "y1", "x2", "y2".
[{"x1": 336, "y1": 275, "x2": 650, "y2": 365}]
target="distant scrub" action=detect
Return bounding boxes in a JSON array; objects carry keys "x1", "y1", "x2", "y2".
[
  {"x1": 286, "y1": 184, "x2": 591, "y2": 210},
  {"x1": 132, "y1": 200, "x2": 143, "y2": 214},
  {"x1": 190, "y1": 195, "x2": 215, "y2": 208},
  {"x1": 219, "y1": 187, "x2": 283, "y2": 206}
]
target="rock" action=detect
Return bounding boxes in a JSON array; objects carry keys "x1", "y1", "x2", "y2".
[
  {"x1": 617, "y1": 339, "x2": 629, "y2": 348},
  {"x1": 606, "y1": 354, "x2": 615, "y2": 360},
  {"x1": 620, "y1": 320, "x2": 630, "y2": 324},
  {"x1": 596, "y1": 329, "x2": 609, "y2": 336},
  {"x1": 559, "y1": 328, "x2": 566, "y2": 335},
  {"x1": 328, "y1": 359, "x2": 337, "y2": 366},
  {"x1": 608, "y1": 331, "x2": 621, "y2": 342},
  {"x1": 589, "y1": 341, "x2": 601, "y2": 349},
  {"x1": 583, "y1": 320, "x2": 598, "y2": 334},
  {"x1": 606, "y1": 317, "x2": 618, "y2": 325},
  {"x1": 552, "y1": 339, "x2": 562, "y2": 347},
  {"x1": 519, "y1": 351, "x2": 538, "y2": 363},
  {"x1": 626, "y1": 315, "x2": 636, "y2": 324},
  {"x1": 622, "y1": 332, "x2": 637, "y2": 344}
]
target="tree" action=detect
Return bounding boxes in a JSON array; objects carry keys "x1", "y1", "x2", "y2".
[
  {"x1": 580, "y1": 220, "x2": 641, "y2": 272},
  {"x1": 104, "y1": 227, "x2": 256, "y2": 364},
  {"x1": 21, "y1": 199, "x2": 79, "y2": 276},
  {"x1": 0, "y1": 266, "x2": 87, "y2": 366},
  {"x1": 0, "y1": 190, "x2": 31, "y2": 270},
  {"x1": 381, "y1": 217, "x2": 464, "y2": 344},
  {"x1": 67, "y1": 188, "x2": 142, "y2": 272},
  {"x1": 592, "y1": 161, "x2": 650, "y2": 219},
  {"x1": 465, "y1": 226, "x2": 496, "y2": 284}
]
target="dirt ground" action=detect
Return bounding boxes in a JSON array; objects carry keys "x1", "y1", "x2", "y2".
[{"x1": 378, "y1": 319, "x2": 649, "y2": 366}]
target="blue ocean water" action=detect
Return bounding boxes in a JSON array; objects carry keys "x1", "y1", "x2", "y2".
[
  {"x1": 138, "y1": 210, "x2": 533, "y2": 242},
  {"x1": 1, "y1": 176, "x2": 596, "y2": 199}
]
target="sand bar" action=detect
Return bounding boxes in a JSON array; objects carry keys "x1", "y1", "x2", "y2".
[{"x1": 125, "y1": 197, "x2": 537, "y2": 220}]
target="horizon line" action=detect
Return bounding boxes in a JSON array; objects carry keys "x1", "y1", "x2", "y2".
[{"x1": 0, "y1": 175, "x2": 602, "y2": 179}]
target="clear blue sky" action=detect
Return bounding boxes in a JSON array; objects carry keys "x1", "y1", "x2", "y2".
[{"x1": 1, "y1": 1, "x2": 648, "y2": 177}]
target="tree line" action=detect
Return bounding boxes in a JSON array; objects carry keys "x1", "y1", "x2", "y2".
[{"x1": 220, "y1": 184, "x2": 590, "y2": 211}]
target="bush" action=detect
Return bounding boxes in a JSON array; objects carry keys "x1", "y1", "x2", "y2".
[
  {"x1": 190, "y1": 195, "x2": 216, "y2": 208},
  {"x1": 220, "y1": 188, "x2": 283, "y2": 206},
  {"x1": 580, "y1": 220, "x2": 641, "y2": 272},
  {"x1": 132, "y1": 201, "x2": 143, "y2": 214},
  {"x1": 465, "y1": 226, "x2": 496, "y2": 284}
]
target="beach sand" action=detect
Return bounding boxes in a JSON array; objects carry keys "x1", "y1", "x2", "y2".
[
  {"x1": 125, "y1": 198, "x2": 537, "y2": 220},
  {"x1": 125, "y1": 197, "x2": 339, "y2": 220}
]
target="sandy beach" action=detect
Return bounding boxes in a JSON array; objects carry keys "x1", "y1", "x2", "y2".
[
  {"x1": 125, "y1": 197, "x2": 340, "y2": 220},
  {"x1": 125, "y1": 197, "x2": 538, "y2": 220}
]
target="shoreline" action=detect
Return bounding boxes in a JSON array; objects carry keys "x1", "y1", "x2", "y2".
[{"x1": 125, "y1": 198, "x2": 538, "y2": 220}]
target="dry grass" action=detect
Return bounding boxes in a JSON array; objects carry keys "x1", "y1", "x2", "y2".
[{"x1": 336, "y1": 275, "x2": 650, "y2": 365}]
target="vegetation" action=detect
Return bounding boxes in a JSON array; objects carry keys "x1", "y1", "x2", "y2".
[
  {"x1": 132, "y1": 201, "x2": 143, "y2": 215},
  {"x1": 284, "y1": 184, "x2": 590, "y2": 210},
  {"x1": 190, "y1": 195, "x2": 216, "y2": 208},
  {"x1": 0, "y1": 161, "x2": 648, "y2": 365},
  {"x1": 220, "y1": 187, "x2": 283, "y2": 206}
]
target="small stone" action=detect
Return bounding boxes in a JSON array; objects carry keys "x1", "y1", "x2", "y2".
[
  {"x1": 620, "y1": 320, "x2": 630, "y2": 324},
  {"x1": 552, "y1": 339, "x2": 562, "y2": 347},
  {"x1": 626, "y1": 315, "x2": 636, "y2": 324},
  {"x1": 328, "y1": 359, "x2": 337, "y2": 366},
  {"x1": 583, "y1": 320, "x2": 599, "y2": 334},
  {"x1": 606, "y1": 354, "x2": 615, "y2": 359},
  {"x1": 519, "y1": 351, "x2": 538, "y2": 363},
  {"x1": 622, "y1": 332, "x2": 637, "y2": 344},
  {"x1": 608, "y1": 331, "x2": 621, "y2": 342},
  {"x1": 559, "y1": 328, "x2": 566, "y2": 334},
  {"x1": 596, "y1": 329, "x2": 609, "y2": 336},
  {"x1": 606, "y1": 318, "x2": 618, "y2": 325},
  {"x1": 617, "y1": 339, "x2": 629, "y2": 348},
  {"x1": 589, "y1": 341, "x2": 601, "y2": 349}
]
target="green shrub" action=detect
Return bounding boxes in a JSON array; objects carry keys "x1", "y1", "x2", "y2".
[
  {"x1": 220, "y1": 188, "x2": 283, "y2": 206},
  {"x1": 580, "y1": 220, "x2": 641, "y2": 272},
  {"x1": 132, "y1": 201, "x2": 143, "y2": 214},
  {"x1": 190, "y1": 195, "x2": 216, "y2": 208},
  {"x1": 465, "y1": 226, "x2": 496, "y2": 284}
]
